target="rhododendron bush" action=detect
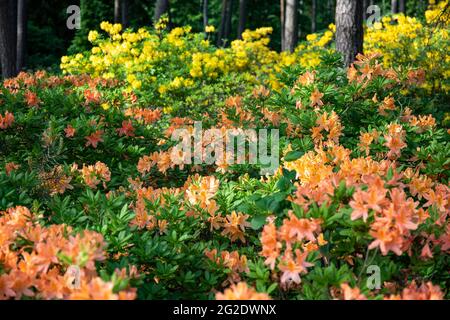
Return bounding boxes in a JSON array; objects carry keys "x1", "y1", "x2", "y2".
[{"x1": 0, "y1": 6, "x2": 449, "y2": 301}]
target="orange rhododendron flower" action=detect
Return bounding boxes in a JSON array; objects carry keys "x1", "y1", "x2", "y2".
[
  {"x1": 310, "y1": 88, "x2": 324, "y2": 108},
  {"x1": 280, "y1": 212, "x2": 321, "y2": 243},
  {"x1": 24, "y1": 90, "x2": 41, "y2": 107},
  {"x1": 297, "y1": 71, "x2": 316, "y2": 86},
  {"x1": 278, "y1": 249, "x2": 313, "y2": 285},
  {"x1": 409, "y1": 115, "x2": 436, "y2": 133},
  {"x1": 84, "y1": 89, "x2": 102, "y2": 105},
  {"x1": 205, "y1": 249, "x2": 248, "y2": 285},
  {"x1": 5, "y1": 162, "x2": 20, "y2": 176},
  {"x1": 0, "y1": 206, "x2": 136, "y2": 300},
  {"x1": 221, "y1": 211, "x2": 250, "y2": 243},
  {"x1": 125, "y1": 107, "x2": 162, "y2": 124},
  {"x1": 185, "y1": 175, "x2": 220, "y2": 208},
  {"x1": 339, "y1": 283, "x2": 367, "y2": 300},
  {"x1": 349, "y1": 190, "x2": 370, "y2": 222},
  {"x1": 384, "y1": 123, "x2": 407, "y2": 159},
  {"x1": 347, "y1": 64, "x2": 358, "y2": 82},
  {"x1": 311, "y1": 111, "x2": 343, "y2": 146},
  {"x1": 79, "y1": 161, "x2": 111, "y2": 189},
  {"x1": 260, "y1": 220, "x2": 281, "y2": 270},
  {"x1": 252, "y1": 85, "x2": 270, "y2": 98},
  {"x1": 69, "y1": 277, "x2": 136, "y2": 300},
  {"x1": 117, "y1": 120, "x2": 135, "y2": 137},
  {"x1": 385, "y1": 281, "x2": 443, "y2": 300},
  {"x1": 85, "y1": 130, "x2": 104, "y2": 148},
  {"x1": 216, "y1": 282, "x2": 271, "y2": 300},
  {"x1": 0, "y1": 111, "x2": 14, "y2": 129},
  {"x1": 64, "y1": 124, "x2": 76, "y2": 138},
  {"x1": 358, "y1": 130, "x2": 379, "y2": 156},
  {"x1": 378, "y1": 96, "x2": 396, "y2": 115},
  {"x1": 407, "y1": 69, "x2": 425, "y2": 86},
  {"x1": 137, "y1": 154, "x2": 156, "y2": 175}
]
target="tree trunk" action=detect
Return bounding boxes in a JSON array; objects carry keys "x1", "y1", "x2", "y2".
[
  {"x1": 280, "y1": 0, "x2": 285, "y2": 51},
  {"x1": 363, "y1": 0, "x2": 368, "y2": 20},
  {"x1": 217, "y1": 0, "x2": 232, "y2": 46},
  {"x1": 238, "y1": 0, "x2": 247, "y2": 39},
  {"x1": 0, "y1": 0, "x2": 17, "y2": 78},
  {"x1": 355, "y1": 0, "x2": 363, "y2": 55},
  {"x1": 121, "y1": 0, "x2": 129, "y2": 28},
  {"x1": 335, "y1": 0, "x2": 363, "y2": 67},
  {"x1": 399, "y1": 0, "x2": 406, "y2": 13},
  {"x1": 114, "y1": 0, "x2": 120, "y2": 23},
  {"x1": 17, "y1": 0, "x2": 27, "y2": 72},
  {"x1": 284, "y1": 0, "x2": 298, "y2": 52},
  {"x1": 391, "y1": 0, "x2": 398, "y2": 14},
  {"x1": 154, "y1": 0, "x2": 170, "y2": 22},
  {"x1": 115, "y1": 0, "x2": 129, "y2": 27},
  {"x1": 9, "y1": 0, "x2": 16, "y2": 51},
  {"x1": 224, "y1": 0, "x2": 233, "y2": 43},
  {"x1": 218, "y1": 0, "x2": 226, "y2": 46},
  {"x1": 203, "y1": 0, "x2": 208, "y2": 32},
  {"x1": 311, "y1": 0, "x2": 316, "y2": 33}
]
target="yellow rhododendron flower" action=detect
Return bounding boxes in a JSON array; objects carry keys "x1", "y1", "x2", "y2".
[{"x1": 205, "y1": 25, "x2": 215, "y2": 33}]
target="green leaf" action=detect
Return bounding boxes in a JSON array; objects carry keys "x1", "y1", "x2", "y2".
[
  {"x1": 267, "y1": 283, "x2": 278, "y2": 294},
  {"x1": 276, "y1": 176, "x2": 292, "y2": 192},
  {"x1": 251, "y1": 214, "x2": 267, "y2": 230},
  {"x1": 284, "y1": 150, "x2": 304, "y2": 162}
]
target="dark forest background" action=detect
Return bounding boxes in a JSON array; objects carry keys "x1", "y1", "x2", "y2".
[{"x1": 12, "y1": 0, "x2": 430, "y2": 71}]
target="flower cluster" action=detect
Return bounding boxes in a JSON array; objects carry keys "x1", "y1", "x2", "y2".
[
  {"x1": 0, "y1": 111, "x2": 14, "y2": 129},
  {"x1": 205, "y1": 249, "x2": 248, "y2": 285},
  {"x1": 260, "y1": 213, "x2": 321, "y2": 287},
  {"x1": 0, "y1": 206, "x2": 136, "y2": 300},
  {"x1": 216, "y1": 282, "x2": 271, "y2": 300},
  {"x1": 76, "y1": 162, "x2": 111, "y2": 189},
  {"x1": 365, "y1": 2, "x2": 450, "y2": 92}
]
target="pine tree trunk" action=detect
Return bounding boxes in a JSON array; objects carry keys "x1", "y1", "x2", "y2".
[
  {"x1": 114, "y1": 0, "x2": 120, "y2": 23},
  {"x1": 335, "y1": 0, "x2": 363, "y2": 67},
  {"x1": 17, "y1": 0, "x2": 27, "y2": 72},
  {"x1": 391, "y1": 0, "x2": 398, "y2": 14},
  {"x1": 9, "y1": 0, "x2": 16, "y2": 50},
  {"x1": 0, "y1": 0, "x2": 18, "y2": 78},
  {"x1": 217, "y1": 0, "x2": 226, "y2": 46},
  {"x1": 311, "y1": 0, "x2": 316, "y2": 33},
  {"x1": 217, "y1": 0, "x2": 232, "y2": 46},
  {"x1": 224, "y1": 0, "x2": 233, "y2": 43},
  {"x1": 238, "y1": 0, "x2": 247, "y2": 39},
  {"x1": 399, "y1": 0, "x2": 406, "y2": 13},
  {"x1": 284, "y1": 0, "x2": 298, "y2": 52},
  {"x1": 363, "y1": 0, "x2": 369, "y2": 20},
  {"x1": 280, "y1": 0, "x2": 285, "y2": 51},
  {"x1": 121, "y1": 0, "x2": 129, "y2": 28},
  {"x1": 203, "y1": 0, "x2": 208, "y2": 31},
  {"x1": 355, "y1": 0, "x2": 363, "y2": 55},
  {"x1": 154, "y1": 0, "x2": 170, "y2": 22}
]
